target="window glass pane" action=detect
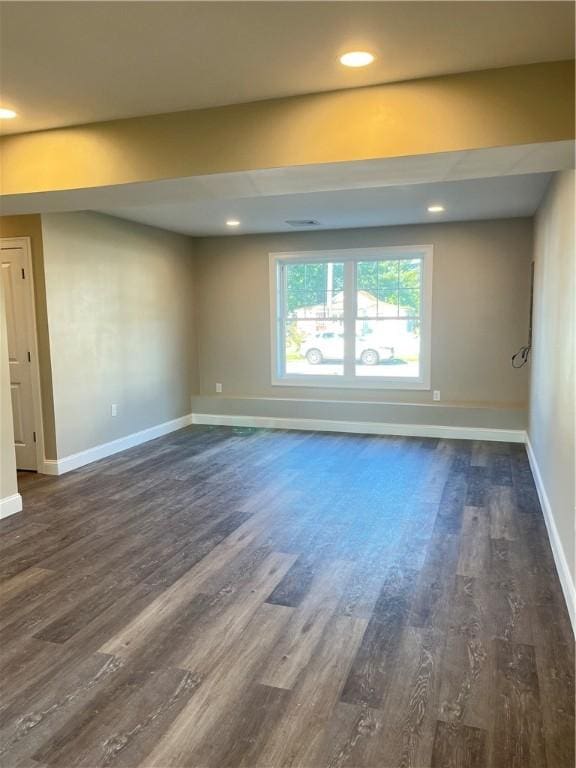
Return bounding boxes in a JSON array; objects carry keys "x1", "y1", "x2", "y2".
[
  {"x1": 399, "y1": 258, "x2": 421, "y2": 288},
  {"x1": 283, "y1": 261, "x2": 345, "y2": 376},
  {"x1": 356, "y1": 260, "x2": 422, "y2": 300},
  {"x1": 357, "y1": 259, "x2": 399, "y2": 294},
  {"x1": 355, "y1": 318, "x2": 421, "y2": 378},
  {"x1": 399, "y1": 289, "x2": 420, "y2": 317},
  {"x1": 377, "y1": 293, "x2": 400, "y2": 318},
  {"x1": 285, "y1": 262, "x2": 344, "y2": 319},
  {"x1": 357, "y1": 260, "x2": 403, "y2": 318},
  {"x1": 356, "y1": 260, "x2": 378, "y2": 290},
  {"x1": 376, "y1": 260, "x2": 400, "y2": 293},
  {"x1": 355, "y1": 288, "x2": 377, "y2": 317},
  {"x1": 284, "y1": 319, "x2": 344, "y2": 377}
]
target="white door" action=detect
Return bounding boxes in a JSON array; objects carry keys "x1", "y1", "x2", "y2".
[{"x1": 1, "y1": 244, "x2": 37, "y2": 470}]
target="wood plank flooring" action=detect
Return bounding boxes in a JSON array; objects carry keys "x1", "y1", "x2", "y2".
[{"x1": 1, "y1": 426, "x2": 573, "y2": 768}]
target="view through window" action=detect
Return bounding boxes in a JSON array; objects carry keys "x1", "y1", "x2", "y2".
[{"x1": 272, "y1": 247, "x2": 432, "y2": 388}]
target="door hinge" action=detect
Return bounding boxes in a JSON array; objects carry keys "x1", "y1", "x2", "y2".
[
  {"x1": 21, "y1": 268, "x2": 25, "y2": 279},
  {"x1": 27, "y1": 351, "x2": 31, "y2": 362},
  {"x1": 33, "y1": 431, "x2": 37, "y2": 443}
]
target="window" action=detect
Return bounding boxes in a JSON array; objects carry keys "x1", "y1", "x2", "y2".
[{"x1": 270, "y1": 246, "x2": 432, "y2": 389}]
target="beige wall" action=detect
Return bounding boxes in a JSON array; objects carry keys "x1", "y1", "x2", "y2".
[
  {"x1": 193, "y1": 218, "x2": 532, "y2": 428},
  {"x1": 529, "y1": 170, "x2": 575, "y2": 586},
  {"x1": 0, "y1": 277, "x2": 19, "y2": 504},
  {"x1": 41, "y1": 212, "x2": 197, "y2": 458},
  {"x1": 0, "y1": 214, "x2": 57, "y2": 458}
]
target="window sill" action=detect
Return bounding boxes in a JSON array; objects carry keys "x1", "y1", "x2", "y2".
[{"x1": 271, "y1": 375, "x2": 431, "y2": 391}]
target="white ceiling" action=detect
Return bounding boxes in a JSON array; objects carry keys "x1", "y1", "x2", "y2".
[
  {"x1": 98, "y1": 173, "x2": 551, "y2": 236},
  {"x1": 0, "y1": 1, "x2": 573, "y2": 135},
  {"x1": 89, "y1": 140, "x2": 571, "y2": 235}
]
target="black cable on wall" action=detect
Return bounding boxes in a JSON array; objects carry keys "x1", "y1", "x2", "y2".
[{"x1": 511, "y1": 261, "x2": 534, "y2": 369}]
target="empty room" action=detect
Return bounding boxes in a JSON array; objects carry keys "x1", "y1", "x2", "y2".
[{"x1": 0, "y1": 2, "x2": 574, "y2": 767}]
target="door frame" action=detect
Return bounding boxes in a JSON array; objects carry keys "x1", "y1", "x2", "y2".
[{"x1": 1, "y1": 236, "x2": 46, "y2": 472}]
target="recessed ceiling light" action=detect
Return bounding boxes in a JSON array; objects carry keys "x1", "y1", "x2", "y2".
[
  {"x1": 226, "y1": 219, "x2": 240, "y2": 227},
  {"x1": 0, "y1": 108, "x2": 17, "y2": 119},
  {"x1": 339, "y1": 51, "x2": 375, "y2": 68},
  {"x1": 427, "y1": 205, "x2": 445, "y2": 213}
]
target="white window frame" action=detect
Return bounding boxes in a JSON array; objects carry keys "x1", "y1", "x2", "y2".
[{"x1": 269, "y1": 245, "x2": 433, "y2": 390}]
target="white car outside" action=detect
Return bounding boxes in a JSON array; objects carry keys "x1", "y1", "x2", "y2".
[{"x1": 300, "y1": 332, "x2": 395, "y2": 366}]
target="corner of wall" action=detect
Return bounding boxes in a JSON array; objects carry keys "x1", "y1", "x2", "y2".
[{"x1": 528, "y1": 169, "x2": 576, "y2": 634}]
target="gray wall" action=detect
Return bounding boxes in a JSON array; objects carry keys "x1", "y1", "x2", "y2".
[
  {"x1": 41, "y1": 212, "x2": 197, "y2": 458},
  {"x1": 193, "y1": 218, "x2": 533, "y2": 429},
  {"x1": 529, "y1": 170, "x2": 575, "y2": 585}
]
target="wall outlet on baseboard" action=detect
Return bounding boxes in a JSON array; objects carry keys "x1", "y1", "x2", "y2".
[
  {"x1": 433, "y1": 390, "x2": 441, "y2": 401},
  {"x1": 215, "y1": 383, "x2": 223, "y2": 393},
  {"x1": 111, "y1": 403, "x2": 118, "y2": 417}
]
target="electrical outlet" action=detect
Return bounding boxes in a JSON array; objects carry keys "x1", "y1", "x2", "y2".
[
  {"x1": 433, "y1": 390, "x2": 441, "y2": 401},
  {"x1": 111, "y1": 403, "x2": 118, "y2": 417},
  {"x1": 215, "y1": 383, "x2": 223, "y2": 393}
]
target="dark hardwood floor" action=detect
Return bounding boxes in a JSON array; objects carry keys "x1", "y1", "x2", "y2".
[{"x1": 1, "y1": 426, "x2": 573, "y2": 768}]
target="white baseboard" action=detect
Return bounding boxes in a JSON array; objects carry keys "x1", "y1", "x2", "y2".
[
  {"x1": 191, "y1": 412, "x2": 526, "y2": 443},
  {"x1": 0, "y1": 493, "x2": 23, "y2": 519},
  {"x1": 39, "y1": 414, "x2": 194, "y2": 475},
  {"x1": 526, "y1": 437, "x2": 576, "y2": 635}
]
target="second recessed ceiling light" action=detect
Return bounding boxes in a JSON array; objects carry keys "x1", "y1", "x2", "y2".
[{"x1": 340, "y1": 51, "x2": 375, "y2": 68}]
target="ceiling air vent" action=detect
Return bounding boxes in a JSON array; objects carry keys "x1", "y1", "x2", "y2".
[{"x1": 285, "y1": 219, "x2": 321, "y2": 227}]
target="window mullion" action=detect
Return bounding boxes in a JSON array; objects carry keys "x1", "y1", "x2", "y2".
[{"x1": 343, "y1": 260, "x2": 355, "y2": 378}]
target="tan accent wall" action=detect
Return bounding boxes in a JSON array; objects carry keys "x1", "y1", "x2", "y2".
[
  {"x1": 1, "y1": 62, "x2": 573, "y2": 195},
  {"x1": 0, "y1": 214, "x2": 57, "y2": 458},
  {"x1": 193, "y1": 218, "x2": 532, "y2": 428},
  {"x1": 530, "y1": 170, "x2": 575, "y2": 582},
  {"x1": 0, "y1": 276, "x2": 18, "y2": 502},
  {"x1": 40, "y1": 212, "x2": 197, "y2": 458}
]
